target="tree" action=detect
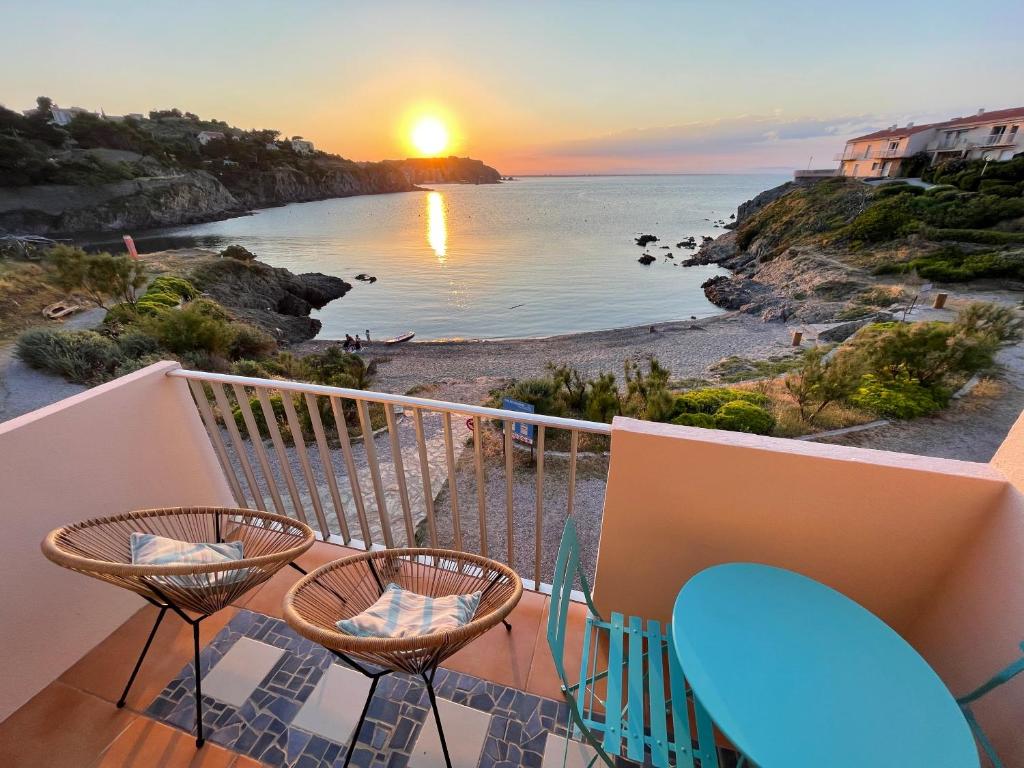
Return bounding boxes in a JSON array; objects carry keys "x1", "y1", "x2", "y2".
[
  {"x1": 51, "y1": 245, "x2": 147, "y2": 309},
  {"x1": 784, "y1": 347, "x2": 862, "y2": 423},
  {"x1": 624, "y1": 356, "x2": 674, "y2": 421}
]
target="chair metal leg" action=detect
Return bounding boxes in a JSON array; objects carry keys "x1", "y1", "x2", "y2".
[
  {"x1": 502, "y1": 619, "x2": 512, "y2": 632},
  {"x1": 192, "y1": 621, "x2": 205, "y2": 748},
  {"x1": 423, "y1": 671, "x2": 453, "y2": 768},
  {"x1": 342, "y1": 675, "x2": 381, "y2": 768},
  {"x1": 117, "y1": 605, "x2": 167, "y2": 708}
]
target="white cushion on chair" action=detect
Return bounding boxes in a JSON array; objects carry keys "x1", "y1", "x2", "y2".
[
  {"x1": 130, "y1": 532, "x2": 245, "y2": 589},
  {"x1": 336, "y1": 583, "x2": 481, "y2": 639}
]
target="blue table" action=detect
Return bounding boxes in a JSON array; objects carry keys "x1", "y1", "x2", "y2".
[{"x1": 671, "y1": 563, "x2": 978, "y2": 767}]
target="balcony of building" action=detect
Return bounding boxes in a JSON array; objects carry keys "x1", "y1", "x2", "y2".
[{"x1": 1, "y1": 361, "x2": 1022, "y2": 767}]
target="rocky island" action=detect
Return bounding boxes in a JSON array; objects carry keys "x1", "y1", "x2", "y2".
[{"x1": 0, "y1": 99, "x2": 501, "y2": 235}]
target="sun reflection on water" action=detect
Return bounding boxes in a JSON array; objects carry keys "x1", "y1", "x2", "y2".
[{"x1": 427, "y1": 191, "x2": 447, "y2": 262}]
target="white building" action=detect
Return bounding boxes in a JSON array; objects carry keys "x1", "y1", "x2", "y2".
[
  {"x1": 290, "y1": 138, "x2": 314, "y2": 154},
  {"x1": 196, "y1": 130, "x2": 226, "y2": 146},
  {"x1": 837, "y1": 106, "x2": 1024, "y2": 178}
]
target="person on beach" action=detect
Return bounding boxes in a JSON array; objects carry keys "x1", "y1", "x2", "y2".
[
  {"x1": 365, "y1": 329, "x2": 371, "y2": 342},
  {"x1": 343, "y1": 334, "x2": 355, "y2": 351},
  {"x1": 353, "y1": 335, "x2": 362, "y2": 351}
]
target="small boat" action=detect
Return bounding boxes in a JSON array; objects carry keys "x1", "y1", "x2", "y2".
[
  {"x1": 42, "y1": 301, "x2": 82, "y2": 320},
  {"x1": 384, "y1": 331, "x2": 416, "y2": 345}
]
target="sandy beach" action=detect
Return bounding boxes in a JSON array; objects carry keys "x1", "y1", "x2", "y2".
[{"x1": 297, "y1": 311, "x2": 795, "y2": 395}]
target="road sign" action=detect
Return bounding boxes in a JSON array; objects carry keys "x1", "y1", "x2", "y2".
[{"x1": 502, "y1": 398, "x2": 536, "y2": 445}]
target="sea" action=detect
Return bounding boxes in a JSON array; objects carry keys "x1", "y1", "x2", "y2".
[{"x1": 123, "y1": 174, "x2": 787, "y2": 341}]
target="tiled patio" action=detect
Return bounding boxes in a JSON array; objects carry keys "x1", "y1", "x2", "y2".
[{"x1": 0, "y1": 543, "x2": 611, "y2": 768}]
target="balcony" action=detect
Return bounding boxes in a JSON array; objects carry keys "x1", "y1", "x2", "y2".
[
  {"x1": 1, "y1": 360, "x2": 1023, "y2": 767},
  {"x1": 834, "y1": 146, "x2": 906, "y2": 162},
  {"x1": 981, "y1": 132, "x2": 1019, "y2": 148}
]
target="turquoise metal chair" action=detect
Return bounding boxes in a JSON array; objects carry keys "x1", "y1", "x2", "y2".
[
  {"x1": 956, "y1": 641, "x2": 1024, "y2": 768},
  {"x1": 546, "y1": 517, "x2": 722, "y2": 767}
]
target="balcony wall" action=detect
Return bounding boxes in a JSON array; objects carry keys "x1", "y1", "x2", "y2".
[
  {"x1": 0, "y1": 361, "x2": 234, "y2": 722},
  {"x1": 595, "y1": 416, "x2": 1024, "y2": 764}
]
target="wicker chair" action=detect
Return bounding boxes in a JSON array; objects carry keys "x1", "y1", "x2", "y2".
[
  {"x1": 284, "y1": 548, "x2": 523, "y2": 768},
  {"x1": 42, "y1": 506, "x2": 315, "y2": 747}
]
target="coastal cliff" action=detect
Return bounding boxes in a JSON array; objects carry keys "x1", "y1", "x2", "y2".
[
  {"x1": 688, "y1": 169, "x2": 1024, "y2": 323},
  {"x1": 0, "y1": 103, "x2": 501, "y2": 235}
]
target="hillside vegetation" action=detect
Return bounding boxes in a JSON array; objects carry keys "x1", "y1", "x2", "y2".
[
  {"x1": 692, "y1": 158, "x2": 1024, "y2": 322},
  {"x1": 0, "y1": 97, "x2": 500, "y2": 234}
]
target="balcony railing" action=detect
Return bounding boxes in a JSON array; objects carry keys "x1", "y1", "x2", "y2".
[
  {"x1": 982, "y1": 132, "x2": 1019, "y2": 147},
  {"x1": 835, "y1": 147, "x2": 907, "y2": 161},
  {"x1": 168, "y1": 368, "x2": 610, "y2": 591}
]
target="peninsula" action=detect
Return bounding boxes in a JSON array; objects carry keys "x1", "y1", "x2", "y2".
[{"x1": 0, "y1": 99, "x2": 501, "y2": 235}]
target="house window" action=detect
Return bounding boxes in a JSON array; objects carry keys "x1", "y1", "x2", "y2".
[
  {"x1": 871, "y1": 162, "x2": 879, "y2": 170},
  {"x1": 853, "y1": 163, "x2": 860, "y2": 176},
  {"x1": 863, "y1": 145, "x2": 871, "y2": 159},
  {"x1": 888, "y1": 141, "x2": 899, "y2": 152}
]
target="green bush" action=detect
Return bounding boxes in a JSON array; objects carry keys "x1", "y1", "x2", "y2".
[
  {"x1": 844, "y1": 196, "x2": 916, "y2": 242},
  {"x1": 230, "y1": 359, "x2": 270, "y2": 378},
  {"x1": 137, "y1": 291, "x2": 181, "y2": 308},
  {"x1": 926, "y1": 228, "x2": 1024, "y2": 245},
  {"x1": 139, "y1": 303, "x2": 235, "y2": 356},
  {"x1": 301, "y1": 347, "x2": 376, "y2": 389},
  {"x1": 148, "y1": 275, "x2": 196, "y2": 300},
  {"x1": 670, "y1": 412, "x2": 717, "y2": 429},
  {"x1": 673, "y1": 387, "x2": 768, "y2": 416},
  {"x1": 229, "y1": 324, "x2": 277, "y2": 360},
  {"x1": 849, "y1": 374, "x2": 945, "y2": 419},
  {"x1": 15, "y1": 328, "x2": 123, "y2": 384},
  {"x1": 873, "y1": 247, "x2": 1024, "y2": 282},
  {"x1": 506, "y1": 377, "x2": 564, "y2": 417},
  {"x1": 712, "y1": 400, "x2": 776, "y2": 435},
  {"x1": 874, "y1": 183, "x2": 923, "y2": 199},
  {"x1": 116, "y1": 330, "x2": 160, "y2": 358}
]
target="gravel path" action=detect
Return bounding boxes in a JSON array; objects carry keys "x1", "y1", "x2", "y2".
[{"x1": 298, "y1": 312, "x2": 794, "y2": 395}]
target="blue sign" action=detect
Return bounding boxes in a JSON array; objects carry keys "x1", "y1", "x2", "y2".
[{"x1": 502, "y1": 398, "x2": 536, "y2": 445}]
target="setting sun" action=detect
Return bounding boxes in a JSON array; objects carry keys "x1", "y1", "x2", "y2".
[{"x1": 411, "y1": 116, "x2": 449, "y2": 156}]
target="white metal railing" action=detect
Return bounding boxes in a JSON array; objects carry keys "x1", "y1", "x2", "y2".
[
  {"x1": 982, "y1": 132, "x2": 1018, "y2": 147},
  {"x1": 168, "y1": 368, "x2": 611, "y2": 590}
]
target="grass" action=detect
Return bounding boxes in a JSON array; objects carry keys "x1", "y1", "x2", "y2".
[
  {"x1": 736, "y1": 379, "x2": 877, "y2": 438},
  {"x1": 708, "y1": 353, "x2": 805, "y2": 383},
  {"x1": 0, "y1": 261, "x2": 72, "y2": 342}
]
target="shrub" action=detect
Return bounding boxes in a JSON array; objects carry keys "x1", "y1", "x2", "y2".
[
  {"x1": 50, "y1": 245, "x2": 147, "y2": 308},
  {"x1": 230, "y1": 359, "x2": 270, "y2": 378},
  {"x1": 849, "y1": 374, "x2": 945, "y2": 419},
  {"x1": 116, "y1": 330, "x2": 160, "y2": 358},
  {"x1": 844, "y1": 197, "x2": 916, "y2": 242},
  {"x1": 584, "y1": 373, "x2": 621, "y2": 422},
  {"x1": 874, "y1": 246, "x2": 1024, "y2": 282},
  {"x1": 783, "y1": 347, "x2": 862, "y2": 424},
  {"x1": 229, "y1": 324, "x2": 277, "y2": 360},
  {"x1": 927, "y1": 228, "x2": 1024, "y2": 245},
  {"x1": 15, "y1": 328, "x2": 122, "y2": 384},
  {"x1": 874, "y1": 183, "x2": 923, "y2": 199},
  {"x1": 139, "y1": 303, "x2": 235, "y2": 356},
  {"x1": 712, "y1": 400, "x2": 776, "y2": 435},
  {"x1": 671, "y1": 412, "x2": 717, "y2": 429},
  {"x1": 302, "y1": 347, "x2": 376, "y2": 389},
  {"x1": 233, "y1": 394, "x2": 287, "y2": 438},
  {"x1": 506, "y1": 377, "x2": 563, "y2": 417},
  {"x1": 673, "y1": 387, "x2": 768, "y2": 416},
  {"x1": 148, "y1": 275, "x2": 197, "y2": 300}
]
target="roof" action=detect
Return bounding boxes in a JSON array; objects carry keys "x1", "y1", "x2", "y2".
[
  {"x1": 940, "y1": 106, "x2": 1024, "y2": 128},
  {"x1": 847, "y1": 106, "x2": 1024, "y2": 144},
  {"x1": 847, "y1": 122, "x2": 939, "y2": 143}
]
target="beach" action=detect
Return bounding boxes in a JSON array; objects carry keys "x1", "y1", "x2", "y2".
[{"x1": 296, "y1": 311, "x2": 795, "y2": 396}]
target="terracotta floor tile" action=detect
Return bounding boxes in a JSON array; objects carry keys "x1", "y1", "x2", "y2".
[
  {"x1": 91, "y1": 717, "x2": 238, "y2": 768},
  {"x1": 59, "y1": 605, "x2": 239, "y2": 711},
  {"x1": 0, "y1": 681, "x2": 135, "y2": 768},
  {"x1": 525, "y1": 597, "x2": 593, "y2": 701},
  {"x1": 234, "y1": 541, "x2": 359, "y2": 619},
  {"x1": 441, "y1": 589, "x2": 547, "y2": 690}
]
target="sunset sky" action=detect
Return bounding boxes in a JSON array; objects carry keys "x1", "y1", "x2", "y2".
[{"x1": 3, "y1": 0, "x2": 1022, "y2": 175}]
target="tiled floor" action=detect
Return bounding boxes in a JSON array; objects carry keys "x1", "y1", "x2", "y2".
[{"x1": 0, "y1": 542, "x2": 733, "y2": 767}]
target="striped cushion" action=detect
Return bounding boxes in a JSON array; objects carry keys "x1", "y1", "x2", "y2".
[
  {"x1": 336, "y1": 583, "x2": 482, "y2": 639},
  {"x1": 130, "y1": 532, "x2": 245, "y2": 589}
]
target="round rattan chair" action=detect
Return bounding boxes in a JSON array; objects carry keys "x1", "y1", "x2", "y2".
[
  {"x1": 284, "y1": 548, "x2": 523, "y2": 768},
  {"x1": 43, "y1": 506, "x2": 315, "y2": 746}
]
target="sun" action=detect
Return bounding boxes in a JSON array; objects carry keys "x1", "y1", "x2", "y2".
[{"x1": 411, "y1": 116, "x2": 449, "y2": 156}]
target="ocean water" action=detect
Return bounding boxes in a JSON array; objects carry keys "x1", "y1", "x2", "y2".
[{"x1": 133, "y1": 174, "x2": 786, "y2": 340}]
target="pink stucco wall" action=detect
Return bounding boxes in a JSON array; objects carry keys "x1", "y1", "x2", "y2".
[
  {"x1": 0, "y1": 361, "x2": 234, "y2": 722},
  {"x1": 594, "y1": 416, "x2": 1023, "y2": 763}
]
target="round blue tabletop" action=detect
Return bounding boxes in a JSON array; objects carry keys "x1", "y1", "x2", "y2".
[{"x1": 671, "y1": 563, "x2": 978, "y2": 768}]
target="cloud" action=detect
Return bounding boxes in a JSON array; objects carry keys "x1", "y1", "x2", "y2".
[{"x1": 536, "y1": 113, "x2": 883, "y2": 160}]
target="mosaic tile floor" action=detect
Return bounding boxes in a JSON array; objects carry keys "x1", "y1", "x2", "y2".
[{"x1": 147, "y1": 610, "x2": 734, "y2": 768}]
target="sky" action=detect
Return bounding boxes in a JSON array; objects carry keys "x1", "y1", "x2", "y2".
[{"x1": 2, "y1": 0, "x2": 1022, "y2": 175}]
